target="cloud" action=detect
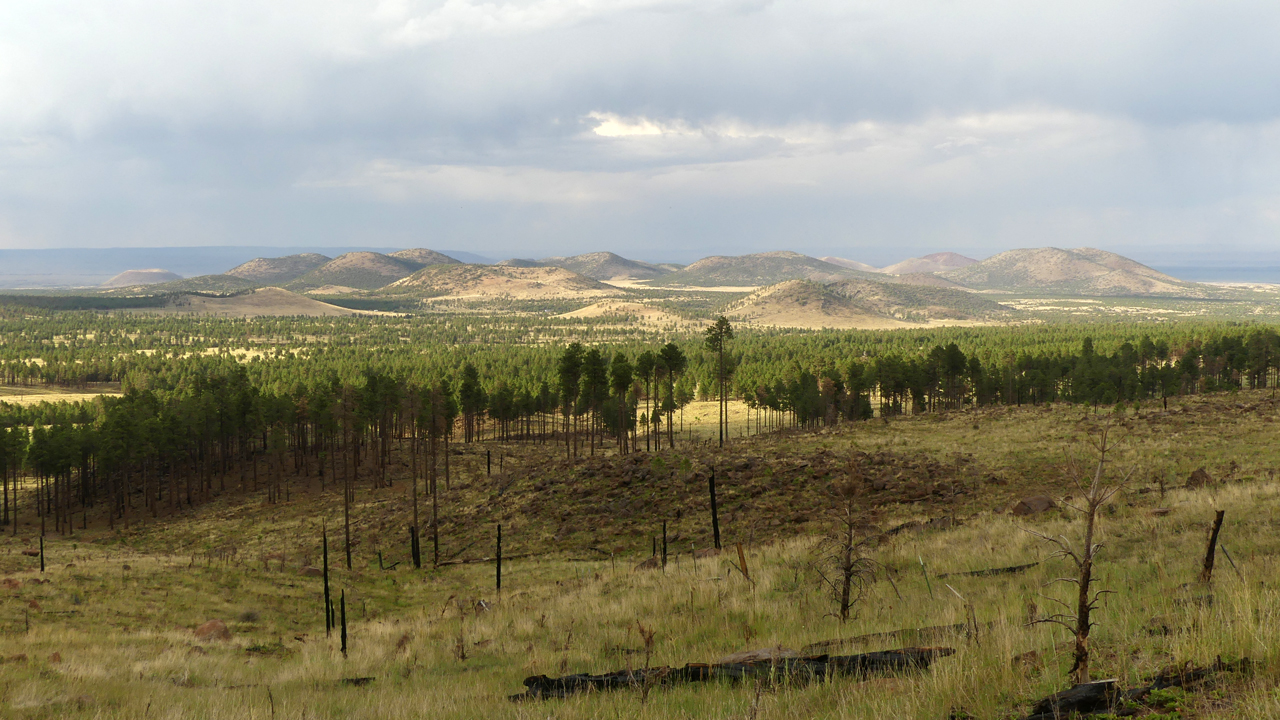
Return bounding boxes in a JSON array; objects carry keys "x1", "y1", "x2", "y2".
[{"x1": 2, "y1": 1, "x2": 1280, "y2": 262}]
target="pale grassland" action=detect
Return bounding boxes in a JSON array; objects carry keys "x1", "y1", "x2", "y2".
[
  {"x1": 0, "y1": 384, "x2": 121, "y2": 407},
  {"x1": 3, "y1": 474, "x2": 1279, "y2": 718}
]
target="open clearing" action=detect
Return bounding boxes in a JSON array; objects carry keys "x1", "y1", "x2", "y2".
[
  {"x1": 0, "y1": 384, "x2": 121, "y2": 406},
  {"x1": 4, "y1": 391, "x2": 1280, "y2": 718},
  {"x1": 554, "y1": 301, "x2": 702, "y2": 330}
]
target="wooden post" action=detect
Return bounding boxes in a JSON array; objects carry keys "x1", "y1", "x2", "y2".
[
  {"x1": 708, "y1": 469, "x2": 721, "y2": 550},
  {"x1": 661, "y1": 521, "x2": 667, "y2": 571},
  {"x1": 410, "y1": 525, "x2": 421, "y2": 570},
  {"x1": 496, "y1": 524, "x2": 503, "y2": 593},
  {"x1": 1200, "y1": 510, "x2": 1226, "y2": 584},
  {"x1": 323, "y1": 527, "x2": 332, "y2": 636},
  {"x1": 736, "y1": 543, "x2": 750, "y2": 583},
  {"x1": 344, "y1": 477, "x2": 353, "y2": 571},
  {"x1": 340, "y1": 589, "x2": 348, "y2": 658}
]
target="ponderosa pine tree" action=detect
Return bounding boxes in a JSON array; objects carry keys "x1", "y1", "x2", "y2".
[{"x1": 704, "y1": 317, "x2": 734, "y2": 447}]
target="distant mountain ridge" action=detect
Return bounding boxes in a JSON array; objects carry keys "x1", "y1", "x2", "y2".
[
  {"x1": 941, "y1": 247, "x2": 1202, "y2": 296},
  {"x1": 101, "y1": 269, "x2": 183, "y2": 288},
  {"x1": 652, "y1": 251, "x2": 880, "y2": 287},
  {"x1": 385, "y1": 264, "x2": 614, "y2": 300},
  {"x1": 497, "y1": 252, "x2": 671, "y2": 281},
  {"x1": 879, "y1": 252, "x2": 978, "y2": 275},
  {"x1": 227, "y1": 253, "x2": 331, "y2": 284},
  {"x1": 724, "y1": 278, "x2": 1012, "y2": 329}
]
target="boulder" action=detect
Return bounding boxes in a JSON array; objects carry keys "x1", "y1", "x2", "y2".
[
  {"x1": 1011, "y1": 496, "x2": 1056, "y2": 516},
  {"x1": 1186, "y1": 468, "x2": 1214, "y2": 488},
  {"x1": 633, "y1": 556, "x2": 660, "y2": 571},
  {"x1": 193, "y1": 620, "x2": 232, "y2": 642}
]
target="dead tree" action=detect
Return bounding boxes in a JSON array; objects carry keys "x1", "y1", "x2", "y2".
[
  {"x1": 814, "y1": 474, "x2": 877, "y2": 622},
  {"x1": 1025, "y1": 424, "x2": 1132, "y2": 685},
  {"x1": 1199, "y1": 510, "x2": 1225, "y2": 584}
]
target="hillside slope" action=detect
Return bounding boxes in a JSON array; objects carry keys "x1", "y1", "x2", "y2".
[
  {"x1": 385, "y1": 264, "x2": 617, "y2": 300},
  {"x1": 101, "y1": 269, "x2": 182, "y2": 288},
  {"x1": 286, "y1": 252, "x2": 424, "y2": 292},
  {"x1": 819, "y1": 257, "x2": 881, "y2": 273},
  {"x1": 388, "y1": 248, "x2": 461, "y2": 267},
  {"x1": 880, "y1": 252, "x2": 978, "y2": 275},
  {"x1": 725, "y1": 278, "x2": 1011, "y2": 329},
  {"x1": 136, "y1": 287, "x2": 361, "y2": 317},
  {"x1": 653, "y1": 251, "x2": 880, "y2": 288},
  {"x1": 941, "y1": 247, "x2": 1203, "y2": 296},
  {"x1": 225, "y1": 253, "x2": 331, "y2": 284},
  {"x1": 537, "y1": 252, "x2": 672, "y2": 281}
]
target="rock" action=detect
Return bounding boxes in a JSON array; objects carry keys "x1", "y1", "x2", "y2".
[
  {"x1": 27, "y1": 600, "x2": 41, "y2": 611},
  {"x1": 1187, "y1": 468, "x2": 1214, "y2": 488},
  {"x1": 1149, "y1": 508, "x2": 1171, "y2": 517},
  {"x1": 1011, "y1": 650, "x2": 1043, "y2": 672},
  {"x1": 633, "y1": 556, "x2": 660, "y2": 571},
  {"x1": 2, "y1": 578, "x2": 18, "y2": 589},
  {"x1": 193, "y1": 620, "x2": 232, "y2": 642},
  {"x1": 48, "y1": 652, "x2": 61, "y2": 663},
  {"x1": 298, "y1": 566, "x2": 324, "y2": 577},
  {"x1": 716, "y1": 646, "x2": 799, "y2": 664},
  {"x1": 1011, "y1": 496, "x2": 1056, "y2": 516},
  {"x1": 21, "y1": 549, "x2": 39, "y2": 557}
]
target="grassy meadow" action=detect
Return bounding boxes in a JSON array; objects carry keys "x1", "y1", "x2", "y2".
[{"x1": 3, "y1": 391, "x2": 1280, "y2": 718}]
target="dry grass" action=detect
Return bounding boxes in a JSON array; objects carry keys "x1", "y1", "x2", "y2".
[{"x1": 2, "y1": 392, "x2": 1279, "y2": 718}]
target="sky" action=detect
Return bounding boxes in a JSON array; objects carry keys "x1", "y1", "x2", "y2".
[{"x1": 2, "y1": 1, "x2": 1280, "y2": 266}]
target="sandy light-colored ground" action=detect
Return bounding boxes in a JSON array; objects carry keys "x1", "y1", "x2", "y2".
[
  {"x1": 554, "y1": 301, "x2": 704, "y2": 329},
  {"x1": 0, "y1": 384, "x2": 122, "y2": 406}
]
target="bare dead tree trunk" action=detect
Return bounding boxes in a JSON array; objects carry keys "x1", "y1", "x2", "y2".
[
  {"x1": 1026, "y1": 424, "x2": 1131, "y2": 686},
  {"x1": 1200, "y1": 510, "x2": 1225, "y2": 584}
]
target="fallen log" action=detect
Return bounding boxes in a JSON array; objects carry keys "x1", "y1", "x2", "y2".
[
  {"x1": 1019, "y1": 656, "x2": 1252, "y2": 719},
  {"x1": 936, "y1": 562, "x2": 1039, "y2": 579},
  {"x1": 510, "y1": 646, "x2": 955, "y2": 701},
  {"x1": 802, "y1": 624, "x2": 991, "y2": 654}
]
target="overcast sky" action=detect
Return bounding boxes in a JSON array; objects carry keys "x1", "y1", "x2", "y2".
[{"x1": 2, "y1": 1, "x2": 1279, "y2": 265}]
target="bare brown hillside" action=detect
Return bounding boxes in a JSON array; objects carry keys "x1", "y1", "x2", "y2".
[
  {"x1": 388, "y1": 248, "x2": 460, "y2": 266},
  {"x1": 726, "y1": 279, "x2": 1011, "y2": 329},
  {"x1": 225, "y1": 253, "x2": 331, "y2": 284},
  {"x1": 880, "y1": 252, "x2": 977, "y2": 275},
  {"x1": 101, "y1": 269, "x2": 182, "y2": 288},
  {"x1": 941, "y1": 247, "x2": 1204, "y2": 296},
  {"x1": 137, "y1": 287, "x2": 362, "y2": 317},
  {"x1": 286, "y1": 252, "x2": 422, "y2": 291},
  {"x1": 386, "y1": 264, "x2": 617, "y2": 300}
]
